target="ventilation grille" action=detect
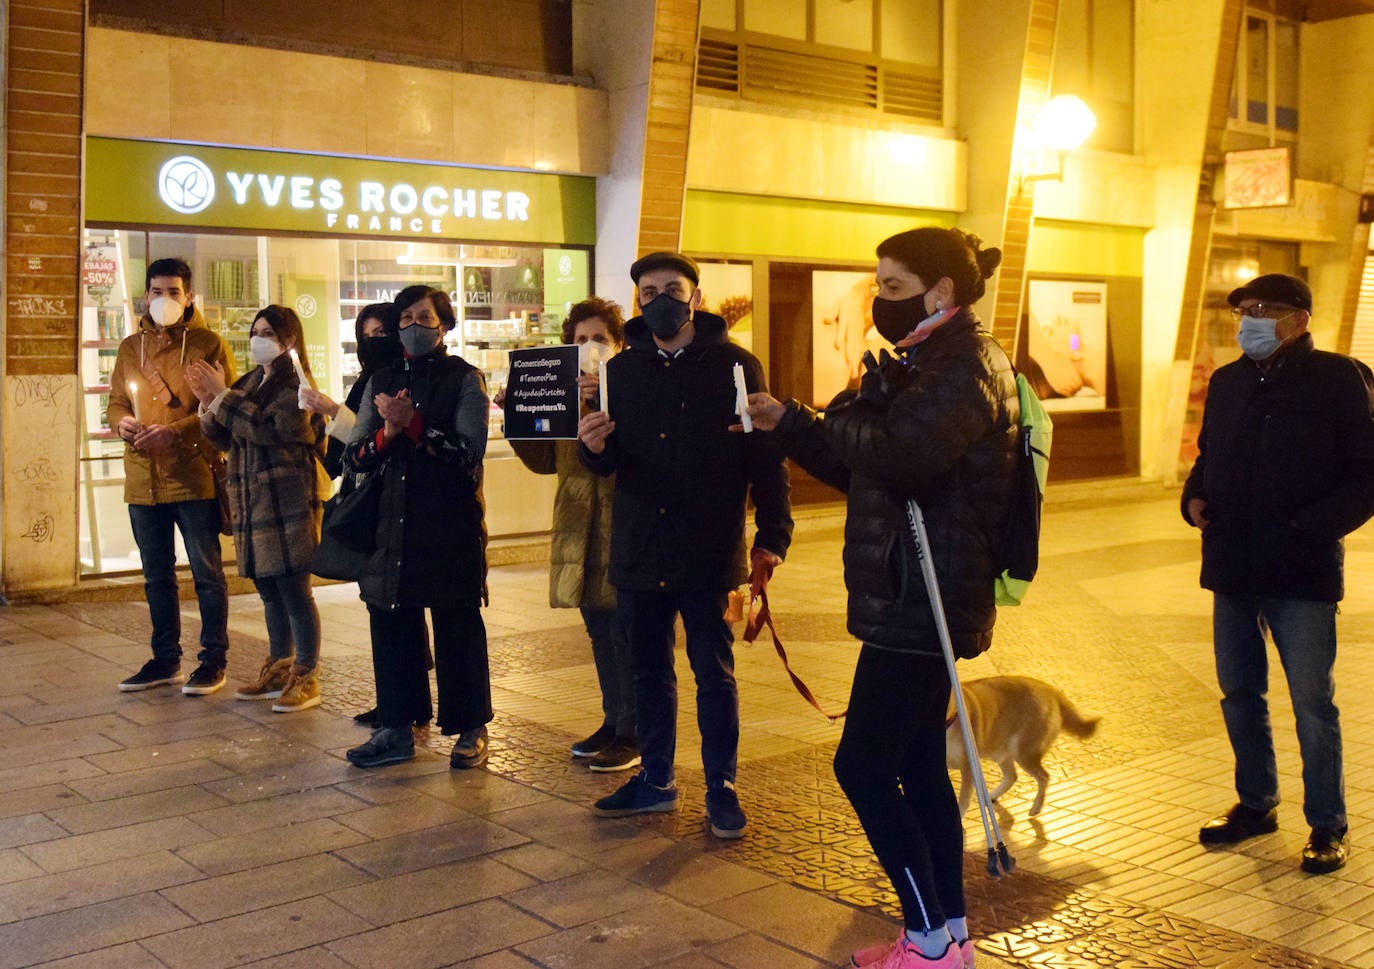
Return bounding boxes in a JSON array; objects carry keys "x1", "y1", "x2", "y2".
[{"x1": 696, "y1": 31, "x2": 941, "y2": 124}]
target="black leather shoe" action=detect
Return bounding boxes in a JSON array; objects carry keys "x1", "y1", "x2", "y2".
[
  {"x1": 353, "y1": 707, "x2": 379, "y2": 726},
  {"x1": 1301, "y1": 825, "x2": 1349, "y2": 874},
  {"x1": 1199, "y1": 803, "x2": 1278, "y2": 845},
  {"x1": 346, "y1": 726, "x2": 415, "y2": 768},
  {"x1": 450, "y1": 726, "x2": 489, "y2": 769}
]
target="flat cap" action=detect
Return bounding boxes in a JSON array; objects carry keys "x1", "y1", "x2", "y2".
[
  {"x1": 630, "y1": 251, "x2": 699, "y2": 286},
  {"x1": 1227, "y1": 273, "x2": 1312, "y2": 311}
]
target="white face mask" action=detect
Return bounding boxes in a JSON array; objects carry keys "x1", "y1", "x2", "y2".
[
  {"x1": 147, "y1": 295, "x2": 185, "y2": 327},
  {"x1": 249, "y1": 336, "x2": 281, "y2": 366},
  {"x1": 578, "y1": 339, "x2": 611, "y2": 374}
]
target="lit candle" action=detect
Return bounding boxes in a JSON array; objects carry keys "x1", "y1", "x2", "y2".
[
  {"x1": 288, "y1": 348, "x2": 310, "y2": 409},
  {"x1": 598, "y1": 358, "x2": 608, "y2": 414},
  {"x1": 288, "y1": 348, "x2": 309, "y2": 386},
  {"x1": 733, "y1": 362, "x2": 753, "y2": 433},
  {"x1": 127, "y1": 380, "x2": 143, "y2": 424}
]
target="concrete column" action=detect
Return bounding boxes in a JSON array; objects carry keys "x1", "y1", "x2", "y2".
[
  {"x1": 574, "y1": 0, "x2": 684, "y2": 309},
  {"x1": 1139, "y1": 0, "x2": 1237, "y2": 482},
  {"x1": 953, "y1": 0, "x2": 1034, "y2": 333}
]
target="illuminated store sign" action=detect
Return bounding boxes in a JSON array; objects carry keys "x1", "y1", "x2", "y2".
[{"x1": 86, "y1": 137, "x2": 595, "y2": 245}]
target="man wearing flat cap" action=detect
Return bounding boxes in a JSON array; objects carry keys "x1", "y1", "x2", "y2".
[
  {"x1": 579, "y1": 250, "x2": 793, "y2": 839},
  {"x1": 1183, "y1": 273, "x2": 1374, "y2": 873}
]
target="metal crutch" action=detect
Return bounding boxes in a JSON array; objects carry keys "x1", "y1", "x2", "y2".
[{"x1": 905, "y1": 499, "x2": 1015, "y2": 877}]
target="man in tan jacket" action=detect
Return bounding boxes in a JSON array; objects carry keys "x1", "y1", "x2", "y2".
[{"x1": 107, "y1": 257, "x2": 237, "y2": 694}]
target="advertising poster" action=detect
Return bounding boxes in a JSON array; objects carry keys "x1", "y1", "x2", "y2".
[
  {"x1": 503, "y1": 344, "x2": 580, "y2": 439},
  {"x1": 542, "y1": 248, "x2": 588, "y2": 336},
  {"x1": 1223, "y1": 146, "x2": 1293, "y2": 209},
  {"x1": 283, "y1": 275, "x2": 330, "y2": 386},
  {"x1": 697, "y1": 262, "x2": 754, "y2": 353},
  {"x1": 811, "y1": 269, "x2": 880, "y2": 407},
  {"x1": 1023, "y1": 279, "x2": 1109, "y2": 412}
]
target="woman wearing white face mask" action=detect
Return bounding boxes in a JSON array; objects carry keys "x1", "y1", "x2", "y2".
[
  {"x1": 187, "y1": 305, "x2": 330, "y2": 713},
  {"x1": 498, "y1": 297, "x2": 638, "y2": 772}
]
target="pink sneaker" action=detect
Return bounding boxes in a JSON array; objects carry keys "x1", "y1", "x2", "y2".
[
  {"x1": 869, "y1": 938, "x2": 963, "y2": 969},
  {"x1": 853, "y1": 938, "x2": 974, "y2": 968}
]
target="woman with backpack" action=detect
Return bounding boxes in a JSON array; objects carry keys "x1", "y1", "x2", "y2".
[{"x1": 745, "y1": 227, "x2": 1019, "y2": 969}]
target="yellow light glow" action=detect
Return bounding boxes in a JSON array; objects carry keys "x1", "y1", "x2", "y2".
[
  {"x1": 884, "y1": 134, "x2": 929, "y2": 166},
  {"x1": 1035, "y1": 95, "x2": 1097, "y2": 152}
]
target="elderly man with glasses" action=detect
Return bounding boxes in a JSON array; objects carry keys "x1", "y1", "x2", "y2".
[{"x1": 1183, "y1": 273, "x2": 1374, "y2": 874}]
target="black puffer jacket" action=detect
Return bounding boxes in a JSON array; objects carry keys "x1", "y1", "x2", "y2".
[
  {"x1": 775, "y1": 310, "x2": 1018, "y2": 658},
  {"x1": 346, "y1": 346, "x2": 489, "y2": 610},
  {"x1": 1181, "y1": 334, "x2": 1374, "y2": 602},
  {"x1": 579, "y1": 311, "x2": 793, "y2": 592}
]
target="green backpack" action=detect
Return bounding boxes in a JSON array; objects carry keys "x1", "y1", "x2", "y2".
[{"x1": 994, "y1": 372, "x2": 1053, "y2": 606}]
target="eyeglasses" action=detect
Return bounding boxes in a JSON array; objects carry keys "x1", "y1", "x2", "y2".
[{"x1": 1230, "y1": 303, "x2": 1296, "y2": 320}]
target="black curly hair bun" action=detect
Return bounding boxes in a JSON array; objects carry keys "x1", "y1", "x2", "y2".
[
  {"x1": 877, "y1": 226, "x2": 1003, "y2": 305},
  {"x1": 975, "y1": 246, "x2": 1003, "y2": 279}
]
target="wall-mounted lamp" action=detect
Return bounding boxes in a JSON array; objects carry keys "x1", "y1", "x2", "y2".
[{"x1": 1018, "y1": 95, "x2": 1097, "y2": 194}]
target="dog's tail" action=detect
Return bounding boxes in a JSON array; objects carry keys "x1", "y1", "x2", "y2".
[{"x1": 1057, "y1": 692, "x2": 1101, "y2": 739}]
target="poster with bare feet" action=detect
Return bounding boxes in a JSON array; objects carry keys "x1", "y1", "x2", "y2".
[{"x1": 1023, "y1": 279, "x2": 1108, "y2": 412}]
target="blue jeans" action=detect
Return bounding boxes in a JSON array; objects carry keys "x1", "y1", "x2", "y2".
[
  {"x1": 253, "y1": 569, "x2": 320, "y2": 671},
  {"x1": 128, "y1": 500, "x2": 229, "y2": 667},
  {"x1": 618, "y1": 588, "x2": 737, "y2": 789},
  {"x1": 1213, "y1": 593, "x2": 1344, "y2": 829},
  {"x1": 581, "y1": 605, "x2": 636, "y2": 739}
]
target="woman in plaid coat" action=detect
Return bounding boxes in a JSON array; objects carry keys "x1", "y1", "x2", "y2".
[{"x1": 188, "y1": 305, "x2": 330, "y2": 713}]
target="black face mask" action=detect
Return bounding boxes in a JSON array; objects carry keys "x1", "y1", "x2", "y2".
[
  {"x1": 357, "y1": 334, "x2": 401, "y2": 372},
  {"x1": 871, "y1": 291, "x2": 930, "y2": 344},
  {"x1": 641, "y1": 293, "x2": 693, "y2": 340}
]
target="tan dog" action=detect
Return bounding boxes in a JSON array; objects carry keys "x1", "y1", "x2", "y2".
[{"x1": 945, "y1": 675, "x2": 1100, "y2": 817}]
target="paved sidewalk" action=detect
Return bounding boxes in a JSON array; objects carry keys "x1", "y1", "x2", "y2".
[{"x1": 1, "y1": 482, "x2": 1371, "y2": 967}]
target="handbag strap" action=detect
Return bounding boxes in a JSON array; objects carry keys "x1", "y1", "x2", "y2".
[{"x1": 742, "y1": 589, "x2": 847, "y2": 721}]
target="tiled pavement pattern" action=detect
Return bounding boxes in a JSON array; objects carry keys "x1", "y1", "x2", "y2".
[{"x1": 2, "y1": 483, "x2": 1374, "y2": 967}]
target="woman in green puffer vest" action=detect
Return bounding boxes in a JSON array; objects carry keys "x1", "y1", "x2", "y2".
[{"x1": 506, "y1": 297, "x2": 639, "y2": 773}]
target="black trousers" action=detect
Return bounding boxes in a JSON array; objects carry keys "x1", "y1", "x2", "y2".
[
  {"x1": 369, "y1": 604, "x2": 491, "y2": 734},
  {"x1": 833, "y1": 645, "x2": 964, "y2": 932}
]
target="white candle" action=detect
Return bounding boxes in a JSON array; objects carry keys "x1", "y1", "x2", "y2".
[
  {"x1": 127, "y1": 380, "x2": 142, "y2": 424},
  {"x1": 288, "y1": 348, "x2": 311, "y2": 409},
  {"x1": 598, "y1": 358, "x2": 608, "y2": 414},
  {"x1": 733, "y1": 362, "x2": 753, "y2": 433},
  {"x1": 288, "y1": 348, "x2": 308, "y2": 385}
]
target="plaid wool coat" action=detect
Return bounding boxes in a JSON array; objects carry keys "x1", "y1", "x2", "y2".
[{"x1": 201, "y1": 360, "x2": 329, "y2": 579}]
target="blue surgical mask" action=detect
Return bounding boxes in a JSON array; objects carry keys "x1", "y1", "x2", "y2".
[{"x1": 1237, "y1": 316, "x2": 1282, "y2": 360}]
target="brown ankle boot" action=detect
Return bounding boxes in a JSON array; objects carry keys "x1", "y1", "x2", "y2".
[
  {"x1": 234, "y1": 657, "x2": 293, "y2": 700},
  {"x1": 271, "y1": 664, "x2": 321, "y2": 714}
]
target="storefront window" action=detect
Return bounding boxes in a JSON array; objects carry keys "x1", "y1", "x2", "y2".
[
  {"x1": 78, "y1": 228, "x2": 587, "y2": 575},
  {"x1": 696, "y1": 261, "x2": 756, "y2": 355}
]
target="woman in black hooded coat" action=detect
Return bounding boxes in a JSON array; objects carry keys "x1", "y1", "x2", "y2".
[{"x1": 746, "y1": 227, "x2": 1018, "y2": 969}]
